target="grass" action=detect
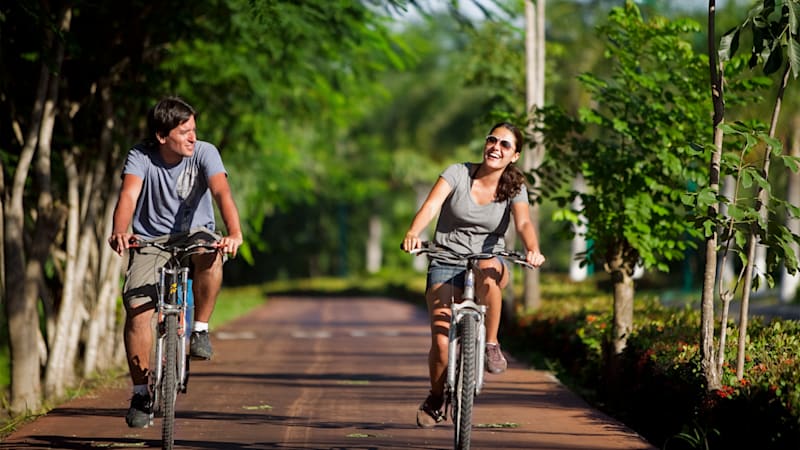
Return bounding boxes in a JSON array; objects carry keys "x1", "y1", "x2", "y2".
[{"x1": 213, "y1": 284, "x2": 272, "y2": 325}]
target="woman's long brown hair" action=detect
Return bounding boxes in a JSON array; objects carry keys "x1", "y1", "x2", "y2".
[{"x1": 492, "y1": 122, "x2": 526, "y2": 202}]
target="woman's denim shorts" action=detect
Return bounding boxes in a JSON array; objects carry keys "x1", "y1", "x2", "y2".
[
  {"x1": 425, "y1": 257, "x2": 510, "y2": 291},
  {"x1": 426, "y1": 260, "x2": 467, "y2": 291}
]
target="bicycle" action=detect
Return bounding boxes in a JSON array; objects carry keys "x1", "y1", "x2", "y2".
[
  {"x1": 129, "y1": 237, "x2": 221, "y2": 450},
  {"x1": 408, "y1": 242, "x2": 534, "y2": 450}
]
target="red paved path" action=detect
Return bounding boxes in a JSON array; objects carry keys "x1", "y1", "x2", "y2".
[{"x1": 1, "y1": 296, "x2": 656, "y2": 449}]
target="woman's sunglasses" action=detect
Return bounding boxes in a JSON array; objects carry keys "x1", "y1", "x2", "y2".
[{"x1": 485, "y1": 135, "x2": 515, "y2": 151}]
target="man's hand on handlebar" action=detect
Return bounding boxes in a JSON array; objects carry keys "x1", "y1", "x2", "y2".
[
  {"x1": 108, "y1": 232, "x2": 138, "y2": 256},
  {"x1": 218, "y1": 234, "x2": 243, "y2": 258}
]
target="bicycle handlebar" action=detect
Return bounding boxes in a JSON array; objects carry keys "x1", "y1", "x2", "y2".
[
  {"x1": 404, "y1": 241, "x2": 535, "y2": 270},
  {"x1": 128, "y1": 239, "x2": 221, "y2": 255}
]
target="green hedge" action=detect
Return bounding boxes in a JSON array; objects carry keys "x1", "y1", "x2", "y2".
[{"x1": 505, "y1": 289, "x2": 800, "y2": 450}]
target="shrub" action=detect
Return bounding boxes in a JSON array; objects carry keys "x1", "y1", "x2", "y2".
[{"x1": 507, "y1": 291, "x2": 800, "y2": 450}]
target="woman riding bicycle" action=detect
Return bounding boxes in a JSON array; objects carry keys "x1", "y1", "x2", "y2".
[{"x1": 401, "y1": 121, "x2": 546, "y2": 428}]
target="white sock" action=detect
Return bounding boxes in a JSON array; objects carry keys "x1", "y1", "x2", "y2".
[
  {"x1": 193, "y1": 321, "x2": 209, "y2": 332},
  {"x1": 133, "y1": 384, "x2": 149, "y2": 396}
]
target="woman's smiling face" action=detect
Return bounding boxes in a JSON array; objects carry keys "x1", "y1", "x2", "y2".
[{"x1": 483, "y1": 126, "x2": 519, "y2": 168}]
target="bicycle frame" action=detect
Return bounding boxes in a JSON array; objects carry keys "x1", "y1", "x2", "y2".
[
  {"x1": 129, "y1": 238, "x2": 218, "y2": 448},
  {"x1": 150, "y1": 264, "x2": 192, "y2": 412},
  {"x1": 406, "y1": 242, "x2": 533, "y2": 450},
  {"x1": 446, "y1": 261, "x2": 488, "y2": 398}
]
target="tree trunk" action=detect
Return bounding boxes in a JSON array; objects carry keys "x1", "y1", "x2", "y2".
[
  {"x1": 736, "y1": 62, "x2": 790, "y2": 379},
  {"x1": 606, "y1": 242, "x2": 635, "y2": 355},
  {"x1": 522, "y1": 0, "x2": 545, "y2": 311},
  {"x1": 718, "y1": 175, "x2": 736, "y2": 285},
  {"x1": 4, "y1": 7, "x2": 74, "y2": 411},
  {"x1": 366, "y1": 215, "x2": 382, "y2": 274},
  {"x1": 4, "y1": 121, "x2": 42, "y2": 414},
  {"x1": 83, "y1": 84, "x2": 127, "y2": 375},
  {"x1": 600, "y1": 240, "x2": 635, "y2": 400},
  {"x1": 522, "y1": 205, "x2": 542, "y2": 310},
  {"x1": 44, "y1": 148, "x2": 82, "y2": 397},
  {"x1": 569, "y1": 174, "x2": 588, "y2": 282},
  {"x1": 701, "y1": 0, "x2": 722, "y2": 392}
]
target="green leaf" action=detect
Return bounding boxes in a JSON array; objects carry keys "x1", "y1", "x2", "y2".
[
  {"x1": 741, "y1": 170, "x2": 754, "y2": 189},
  {"x1": 719, "y1": 28, "x2": 741, "y2": 62},
  {"x1": 788, "y1": 34, "x2": 800, "y2": 79}
]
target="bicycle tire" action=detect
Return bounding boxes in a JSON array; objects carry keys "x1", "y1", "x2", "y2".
[
  {"x1": 453, "y1": 314, "x2": 478, "y2": 450},
  {"x1": 161, "y1": 313, "x2": 179, "y2": 450}
]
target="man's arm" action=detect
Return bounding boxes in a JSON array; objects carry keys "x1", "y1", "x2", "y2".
[
  {"x1": 108, "y1": 174, "x2": 144, "y2": 255},
  {"x1": 208, "y1": 172, "x2": 243, "y2": 257}
]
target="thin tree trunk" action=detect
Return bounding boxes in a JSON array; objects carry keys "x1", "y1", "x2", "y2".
[
  {"x1": 569, "y1": 174, "x2": 588, "y2": 282},
  {"x1": 736, "y1": 62, "x2": 790, "y2": 379},
  {"x1": 523, "y1": 0, "x2": 545, "y2": 310},
  {"x1": 44, "y1": 147, "x2": 81, "y2": 397},
  {"x1": 4, "y1": 12, "x2": 61, "y2": 413},
  {"x1": 97, "y1": 147, "x2": 127, "y2": 370},
  {"x1": 701, "y1": 0, "x2": 722, "y2": 391},
  {"x1": 718, "y1": 175, "x2": 736, "y2": 284},
  {"x1": 366, "y1": 215, "x2": 382, "y2": 274}
]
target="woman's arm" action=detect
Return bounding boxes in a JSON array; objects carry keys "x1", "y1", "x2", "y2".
[
  {"x1": 511, "y1": 201, "x2": 546, "y2": 267},
  {"x1": 402, "y1": 177, "x2": 452, "y2": 251}
]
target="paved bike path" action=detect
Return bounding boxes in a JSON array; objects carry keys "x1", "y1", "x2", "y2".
[{"x1": 1, "y1": 296, "x2": 655, "y2": 449}]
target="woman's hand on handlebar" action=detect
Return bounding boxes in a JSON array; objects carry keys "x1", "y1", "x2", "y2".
[
  {"x1": 401, "y1": 233, "x2": 423, "y2": 252},
  {"x1": 526, "y1": 249, "x2": 546, "y2": 268}
]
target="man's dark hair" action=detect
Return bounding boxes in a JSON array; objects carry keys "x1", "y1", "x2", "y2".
[{"x1": 147, "y1": 96, "x2": 196, "y2": 142}]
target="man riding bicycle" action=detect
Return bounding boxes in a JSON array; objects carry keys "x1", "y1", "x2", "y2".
[{"x1": 108, "y1": 96, "x2": 243, "y2": 428}]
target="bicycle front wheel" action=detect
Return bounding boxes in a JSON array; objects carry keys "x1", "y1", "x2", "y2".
[
  {"x1": 161, "y1": 314, "x2": 179, "y2": 450},
  {"x1": 453, "y1": 313, "x2": 478, "y2": 450}
]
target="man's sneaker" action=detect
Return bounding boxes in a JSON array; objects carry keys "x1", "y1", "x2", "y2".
[
  {"x1": 486, "y1": 342, "x2": 508, "y2": 374},
  {"x1": 125, "y1": 393, "x2": 152, "y2": 428},
  {"x1": 416, "y1": 392, "x2": 445, "y2": 428},
  {"x1": 190, "y1": 330, "x2": 213, "y2": 360}
]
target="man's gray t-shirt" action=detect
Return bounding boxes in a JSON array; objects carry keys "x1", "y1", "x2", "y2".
[
  {"x1": 123, "y1": 140, "x2": 226, "y2": 239},
  {"x1": 433, "y1": 162, "x2": 528, "y2": 265}
]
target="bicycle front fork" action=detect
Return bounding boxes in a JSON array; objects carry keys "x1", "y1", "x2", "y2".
[
  {"x1": 447, "y1": 267, "x2": 488, "y2": 397},
  {"x1": 150, "y1": 267, "x2": 192, "y2": 407}
]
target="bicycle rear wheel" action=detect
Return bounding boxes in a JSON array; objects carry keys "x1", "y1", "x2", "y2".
[
  {"x1": 453, "y1": 314, "x2": 478, "y2": 450},
  {"x1": 161, "y1": 314, "x2": 179, "y2": 450}
]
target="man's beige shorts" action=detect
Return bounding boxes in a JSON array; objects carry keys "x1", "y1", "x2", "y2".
[{"x1": 122, "y1": 227, "x2": 221, "y2": 311}]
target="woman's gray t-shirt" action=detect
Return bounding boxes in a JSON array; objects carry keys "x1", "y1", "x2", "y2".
[
  {"x1": 433, "y1": 162, "x2": 528, "y2": 265},
  {"x1": 122, "y1": 140, "x2": 227, "y2": 239}
]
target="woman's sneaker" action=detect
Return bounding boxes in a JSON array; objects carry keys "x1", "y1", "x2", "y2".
[
  {"x1": 416, "y1": 392, "x2": 445, "y2": 428},
  {"x1": 485, "y1": 342, "x2": 508, "y2": 374}
]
